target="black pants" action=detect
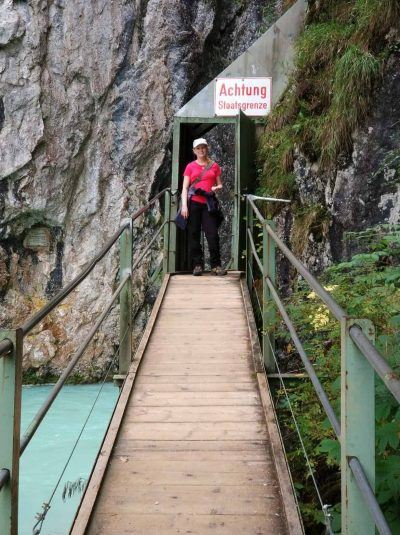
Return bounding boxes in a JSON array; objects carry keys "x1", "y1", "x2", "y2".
[{"x1": 188, "y1": 200, "x2": 221, "y2": 268}]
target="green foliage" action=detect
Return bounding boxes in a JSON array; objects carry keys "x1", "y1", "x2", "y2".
[
  {"x1": 274, "y1": 229, "x2": 400, "y2": 532},
  {"x1": 291, "y1": 204, "x2": 330, "y2": 256},
  {"x1": 355, "y1": 0, "x2": 400, "y2": 49},
  {"x1": 320, "y1": 45, "x2": 382, "y2": 166},
  {"x1": 296, "y1": 22, "x2": 353, "y2": 73},
  {"x1": 257, "y1": 0, "x2": 398, "y2": 203},
  {"x1": 257, "y1": 126, "x2": 296, "y2": 200}
]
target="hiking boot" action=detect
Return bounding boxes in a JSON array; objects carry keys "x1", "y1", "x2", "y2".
[
  {"x1": 211, "y1": 266, "x2": 227, "y2": 276},
  {"x1": 193, "y1": 265, "x2": 203, "y2": 276}
]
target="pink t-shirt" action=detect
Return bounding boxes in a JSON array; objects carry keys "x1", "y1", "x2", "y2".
[{"x1": 183, "y1": 161, "x2": 221, "y2": 204}]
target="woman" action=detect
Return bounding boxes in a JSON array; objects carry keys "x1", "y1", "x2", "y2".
[{"x1": 181, "y1": 138, "x2": 227, "y2": 276}]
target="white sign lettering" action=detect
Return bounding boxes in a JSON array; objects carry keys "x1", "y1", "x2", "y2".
[{"x1": 215, "y1": 77, "x2": 272, "y2": 117}]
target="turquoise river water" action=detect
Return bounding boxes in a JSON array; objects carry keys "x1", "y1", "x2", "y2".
[{"x1": 19, "y1": 383, "x2": 119, "y2": 535}]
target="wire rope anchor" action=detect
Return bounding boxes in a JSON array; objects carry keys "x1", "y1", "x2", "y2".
[
  {"x1": 322, "y1": 504, "x2": 334, "y2": 535},
  {"x1": 32, "y1": 502, "x2": 50, "y2": 534}
]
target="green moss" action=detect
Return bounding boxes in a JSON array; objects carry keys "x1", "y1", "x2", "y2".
[
  {"x1": 257, "y1": 125, "x2": 297, "y2": 201},
  {"x1": 295, "y1": 22, "x2": 353, "y2": 73},
  {"x1": 355, "y1": 0, "x2": 400, "y2": 50}
]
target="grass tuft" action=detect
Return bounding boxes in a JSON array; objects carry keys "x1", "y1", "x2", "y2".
[
  {"x1": 292, "y1": 204, "x2": 331, "y2": 256},
  {"x1": 355, "y1": 0, "x2": 400, "y2": 50},
  {"x1": 319, "y1": 45, "x2": 382, "y2": 166},
  {"x1": 257, "y1": 126, "x2": 297, "y2": 201},
  {"x1": 295, "y1": 22, "x2": 353, "y2": 73},
  {"x1": 257, "y1": 0, "x2": 397, "y2": 204}
]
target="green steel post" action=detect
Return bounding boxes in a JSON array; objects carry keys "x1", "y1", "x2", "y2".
[
  {"x1": 262, "y1": 221, "x2": 276, "y2": 372},
  {"x1": 163, "y1": 190, "x2": 171, "y2": 274},
  {"x1": 246, "y1": 199, "x2": 253, "y2": 291},
  {"x1": 341, "y1": 319, "x2": 375, "y2": 535},
  {"x1": 231, "y1": 193, "x2": 239, "y2": 271},
  {"x1": 0, "y1": 329, "x2": 23, "y2": 535},
  {"x1": 119, "y1": 220, "x2": 133, "y2": 376},
  {"x1": 169, "y1": 193, "x2": 178, "y2": 271},
  {"x1": 169, "y1": 119, "x2": 180, "y2": 271}
]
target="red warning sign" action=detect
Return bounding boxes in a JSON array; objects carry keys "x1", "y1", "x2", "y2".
[{"x1": 215, "y1": 77, "x2": 272, "y2": 117}]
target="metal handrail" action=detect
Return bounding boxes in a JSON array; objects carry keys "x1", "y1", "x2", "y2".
[
  {"x1": 131, "y1": 187, "x2": 172, "y2": 221},
  {"x1": 21, "y1": 223, "x2": 129, "y2": 336},
  {"x1": 348, "y1": 457, "x2": 391, "y2": 535},
  {"x1": 0, "y1": 187, "x2": 172, "y2": 520},
  {"x1": 247, "y1": 196, "x2": 265, "y2": 225},
  {"x1": 247, "y1": 227, "x2": 341, "y2": 436},
  {"x1": 267, "y1": 229, "x2": 346, "y2": 320},
  {"x1": 132, "y1": 220, "x2": 167, "y2": 272},
  {"x1": 17, "y1": 190, "x2": 171, "y2": 455},
  {"x1": 246, "y1": 196, "x2": 398, "y2": 535},
  {"x1": 263, "y1": 216, "x2": 400, "y2": 404},
  {"x1": 20, "y1": 273, "x2": 130, "y2": 455},
  {"x1": 0, "y1": 190, "x2": 172, "y2": 360},
  {"x1": 265, "y1": 275, "x2": 341, "y2": 438},
  {"x1": 247, "y1": 194, "x2": 291, "y2": 203},
  {"x1": 247, "y1": 228, "x2": 263, "y2": 272},
  {"x1": 248, "y1": 196, "x2": 400, "y2": 402},
  {"x1": 247, "y1": 197, "x2": 347, "y2": 321}
]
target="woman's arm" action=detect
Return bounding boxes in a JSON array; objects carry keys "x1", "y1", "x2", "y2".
[
  {"x1": 181, "y1": 176, "x2": 190, "y2": 218},
  {"x1": 212, "y1": 175, "x2": 222, "y2": 192}
]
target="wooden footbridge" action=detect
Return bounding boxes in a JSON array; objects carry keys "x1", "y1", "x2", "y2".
[
  {"x1": 0, "y1": 190, "x2": 399, "y2": 535},
  {"x1": 72, "y1": 273, "x2": 301, "y2": 534}
]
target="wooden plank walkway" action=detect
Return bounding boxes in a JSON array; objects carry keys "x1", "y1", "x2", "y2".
[{"x1": 72, "y1": 273, "x2": 302, "y2": 534}]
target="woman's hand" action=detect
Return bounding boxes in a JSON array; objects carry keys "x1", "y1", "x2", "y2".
[
  {"x1": 181, "y1": 206, "x2": 189, "y2": 219},
  {"x1": 211, "y1": 185, "x2": 222, "y2": 192}
]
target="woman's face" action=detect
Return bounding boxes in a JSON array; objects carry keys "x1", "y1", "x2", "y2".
[{"x1": 194, "y1": 144, "x2": 208, "y2": 158}]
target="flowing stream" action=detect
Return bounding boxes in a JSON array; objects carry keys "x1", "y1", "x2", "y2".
[{"x1": 19, "y1": 383, "x2": 119, "y2": 535}]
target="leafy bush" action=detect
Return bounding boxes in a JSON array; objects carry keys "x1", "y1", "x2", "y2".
[{"x1": 274, "y1": 229, "x2": 400, "y2": 532}]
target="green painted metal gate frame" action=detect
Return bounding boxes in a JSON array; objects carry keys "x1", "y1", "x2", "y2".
[{"x1": 166, "y1": 112, "x2": 256, "y2": 273}]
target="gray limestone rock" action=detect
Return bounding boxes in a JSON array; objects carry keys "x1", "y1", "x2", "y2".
[
  {"x1": 284, "y1": 52, "x2": 400, "y2": 271},
  {"x1": 0, "y1": 0, "x2": 276, "y2": 379}
]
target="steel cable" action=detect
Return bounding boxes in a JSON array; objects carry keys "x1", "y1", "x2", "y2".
[
  {"x1": 31, "y1": 324, "x2": 129, "y2": 535},
  {"x1": 246, "y1": 261, "x2": 334, "y2": 529},
  {"x1": 264, "y1": 334, "x2": 334, "y2": 534}
]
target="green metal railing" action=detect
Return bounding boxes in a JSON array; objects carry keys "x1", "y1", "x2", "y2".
[
  {"x1": 0, "y1": 188, "x2": 173, "y2": 534},
  {"x1": 245, "y1": 194, "x2": 400, "y2": 535},
  {"x1": 1, "y1": 183, "x2": 399, "y2": 534}
]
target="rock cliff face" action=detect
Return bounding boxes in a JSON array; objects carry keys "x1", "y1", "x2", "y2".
[
  {"x1": 0, "y1": 0, "x2": 281, "y2": 379},
  {"x1": 276, "y1": 52, "x2": 400, "y2": 282}
]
